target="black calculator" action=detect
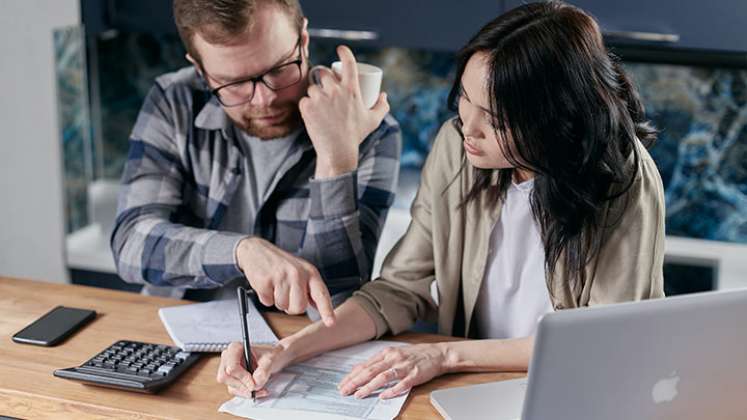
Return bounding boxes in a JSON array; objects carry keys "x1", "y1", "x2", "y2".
[{"x1": 54, "y1": 340, "x2": 201, "y2": 393}]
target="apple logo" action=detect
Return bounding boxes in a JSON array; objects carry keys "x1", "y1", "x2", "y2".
[{"x1": 652, "y1": 371, "x2": 680, "y2": 404}]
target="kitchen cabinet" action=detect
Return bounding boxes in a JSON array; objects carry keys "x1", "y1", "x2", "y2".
[{"x1": 505, "y1": 0, "x2": 747, "y2": 53}]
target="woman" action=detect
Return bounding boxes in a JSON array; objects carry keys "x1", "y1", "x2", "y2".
[{"x1": 217, "y1": 1, "x2": 665, "y2": 400}]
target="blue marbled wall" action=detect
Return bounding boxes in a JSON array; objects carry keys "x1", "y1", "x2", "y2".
[
  {"x1": 626, "y1": 63, "x2": 747, "y2": 244},
  {"x1": 54, "y1": 26, "x2": 90, "y2": 233}
]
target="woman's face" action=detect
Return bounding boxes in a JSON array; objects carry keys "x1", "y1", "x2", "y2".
[{"x1": 457, "y1": 52, "x2": 515, "y2": 170}]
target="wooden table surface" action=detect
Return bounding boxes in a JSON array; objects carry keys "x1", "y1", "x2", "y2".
[{"x1": 0, "y1": 277, "x2": 523, "y2": 419}]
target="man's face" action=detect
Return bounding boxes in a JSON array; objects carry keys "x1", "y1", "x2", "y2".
[{"x1": 191, "y1": 6, "x2": 310, "y2": 139}]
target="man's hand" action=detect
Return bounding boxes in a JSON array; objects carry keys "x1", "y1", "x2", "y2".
[
  {"x1": 235, "y1": 237, "x2": 335, "y2": 326},
  {"x1": 300, "y1": 45, "x2": 390, "y2": 179}
]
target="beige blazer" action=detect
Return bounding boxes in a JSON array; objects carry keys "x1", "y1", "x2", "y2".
[{"x1": 350, "y1": 118, "x2": 666, "y2": 338}]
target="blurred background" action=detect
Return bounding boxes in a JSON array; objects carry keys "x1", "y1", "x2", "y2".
[{"x1": 1, "y1": 0, "x2": 745, "y2": 296}]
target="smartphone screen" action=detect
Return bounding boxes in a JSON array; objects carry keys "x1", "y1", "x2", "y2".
[{"x1": 12, "y1": 306, "x2": 96, "y2": 346}]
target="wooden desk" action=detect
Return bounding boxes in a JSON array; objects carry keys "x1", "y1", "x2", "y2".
[{"x1": 0, "y1": 277, "x2": 523, "y2": 419}]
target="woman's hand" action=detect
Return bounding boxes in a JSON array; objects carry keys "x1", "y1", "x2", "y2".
[
  {"x1": 338, "y1": 343, "x2": 449, "y2": 400},
  {"x1": 216, "y1": 341, "x2": 296, "y2": 399}
]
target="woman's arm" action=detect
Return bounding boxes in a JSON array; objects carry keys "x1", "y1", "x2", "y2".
[
  {"x1": 441, "y1": 336, "x2": 534, "y2": 373},
  {"x1": 282, "y1": 299, "x2": 378, "y2": 366}
]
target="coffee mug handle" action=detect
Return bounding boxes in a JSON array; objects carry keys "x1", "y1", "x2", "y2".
[{"x1": 308, "y1": 65, "x2": 329, "y2": 87}]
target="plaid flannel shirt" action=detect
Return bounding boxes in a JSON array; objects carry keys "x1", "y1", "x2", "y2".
[{"x1": 111, "y1": 67, "x2": 401, "y2": 298}]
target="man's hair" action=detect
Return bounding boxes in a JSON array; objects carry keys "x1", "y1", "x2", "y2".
[{"x1": 173, "y1": 0, "x2": 304, "y2": 62}]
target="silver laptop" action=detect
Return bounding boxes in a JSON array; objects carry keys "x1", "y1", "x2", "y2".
[{"x1": 431, "y1": 288, "x2": 747, "y2": 420}]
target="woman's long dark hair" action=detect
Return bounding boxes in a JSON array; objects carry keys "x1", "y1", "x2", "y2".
[{"x1": 449, "y1": 1, "x2": 656, "y2": 297}]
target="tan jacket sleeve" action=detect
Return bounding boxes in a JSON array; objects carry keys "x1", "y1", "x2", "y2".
[
  {"x1": 586, "y1": 145, "x2": 667, "y2": 305},
  {"x1": 349, "y1": 124, "x2": 454, "y2": 338}
]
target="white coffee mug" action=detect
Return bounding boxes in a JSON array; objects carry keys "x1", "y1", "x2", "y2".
[{"x1": 310, "y1": 62, "x2": 383, "y2": 109}]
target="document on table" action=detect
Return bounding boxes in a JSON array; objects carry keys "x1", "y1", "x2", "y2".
[{"x1": 218, "y1": 340, "x2": 411, "y2": 420}]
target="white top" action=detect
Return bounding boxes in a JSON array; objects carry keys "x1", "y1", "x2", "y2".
[{"x1": 473, "y1": 179, "x2": 554, "y2": 339}]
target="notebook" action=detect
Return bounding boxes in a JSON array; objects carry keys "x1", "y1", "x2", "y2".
[{"x1": 158, "y1": 299, "x2": 278, "y2": 352}]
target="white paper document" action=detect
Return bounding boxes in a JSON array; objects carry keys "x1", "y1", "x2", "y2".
[{"x1": 219, "y1": 340, "x2": 411, "y2": 420}]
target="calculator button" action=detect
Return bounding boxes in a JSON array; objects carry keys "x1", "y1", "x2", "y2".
[
  {"x1": 119, "y1": 366, "x2": 140, "y2": 375},
  {"x1": 156, "y1": 366, "x2": 174, "y2": 376}
]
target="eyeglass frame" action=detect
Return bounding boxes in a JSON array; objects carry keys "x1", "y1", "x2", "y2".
[{"x1": 198, "y1": 32, "x2": 305, "y2": 107}]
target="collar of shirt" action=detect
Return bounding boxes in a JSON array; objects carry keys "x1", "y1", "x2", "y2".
[
  {"x1": 511, "y1": 178, "x2": 535, "y2": 193},
  {"x1": 195, "y1": 95, "x2": 230, "y2": 131}
]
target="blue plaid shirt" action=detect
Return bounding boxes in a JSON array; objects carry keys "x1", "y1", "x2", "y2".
[{"x1": 111, "y1": 67, "x2": 401, "y2": 298}]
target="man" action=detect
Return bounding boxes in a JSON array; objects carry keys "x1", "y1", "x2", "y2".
[{"x1": 111, "y1": 0, "x2": 401, "y2": 326}]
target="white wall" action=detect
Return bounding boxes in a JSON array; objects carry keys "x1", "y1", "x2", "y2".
[{"x1": 0, "y1": 0, "x2": 80, "y2": 283}]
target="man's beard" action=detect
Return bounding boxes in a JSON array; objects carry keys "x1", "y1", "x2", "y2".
[{"x1": 230, "y1": 103, "x2": 303, "y2": 140}]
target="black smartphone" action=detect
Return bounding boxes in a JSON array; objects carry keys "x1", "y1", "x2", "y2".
[{"x1": 12, "y1": 306, "x2": 96, "y2": 346}]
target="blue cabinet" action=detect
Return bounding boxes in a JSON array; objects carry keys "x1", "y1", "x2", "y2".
[
  {"x1": 82, "y1": 0, "x2": 505, "y2": 51},
  {"x1": 81, "y1": 0, "x2": 176, "y2": 35},
  {"x1": 505, "y1": 0, "x2": 747, "y2": 53},
  {"x1": 301, "y1": 0, "x2": 504, "y2": 51}
]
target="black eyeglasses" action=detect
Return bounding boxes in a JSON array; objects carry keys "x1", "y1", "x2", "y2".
[{"x1": 202, "y1": 34, "x2": 304, "y2": 107}]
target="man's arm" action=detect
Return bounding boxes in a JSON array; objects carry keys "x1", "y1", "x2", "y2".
[
  {"x1": 110, "y1": 83, "x2": 246, "y2": 289},
  {"x1": 296, "y1": 46, "x2": 401, "y2": 293},
  {"x1": 298, "y1": 117, "x2": 401, "y2": 293},
  {"x1": 112, "y1": 178, "x2": 245, "y2": 290}
]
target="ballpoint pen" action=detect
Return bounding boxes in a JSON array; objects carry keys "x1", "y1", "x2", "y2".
[{"x1": 237, "y1": 287, "x2": 255, "y2": 402}]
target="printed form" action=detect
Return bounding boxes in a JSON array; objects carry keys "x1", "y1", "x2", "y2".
[{"x1": 219, "y1": 340, "x2": 411, "y2": 420}]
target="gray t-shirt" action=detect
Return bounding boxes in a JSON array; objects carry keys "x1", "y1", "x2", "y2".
[
  {"x1": 220, "y1": 128, "x2": 301, "y2": 234},
  {"x1": 191, "y1": 128, "x2": 300, "y2": 301}
]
